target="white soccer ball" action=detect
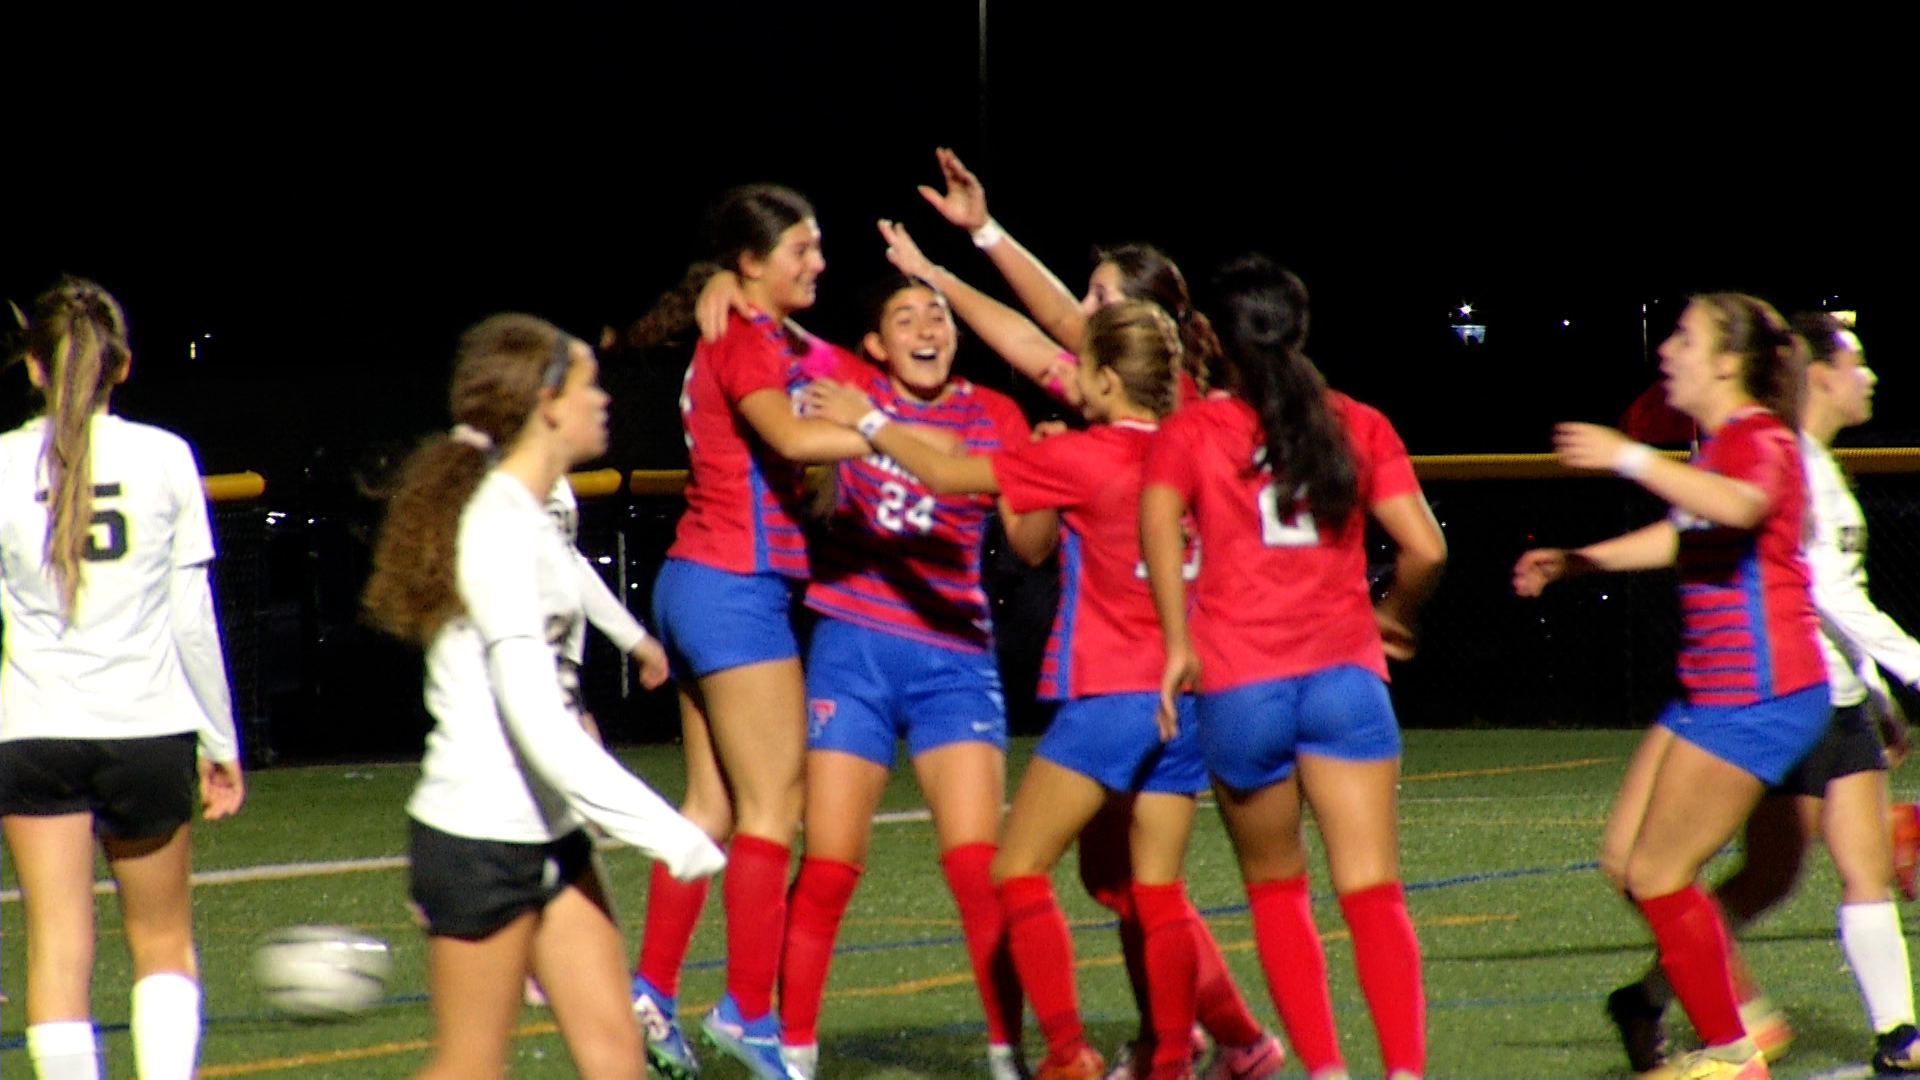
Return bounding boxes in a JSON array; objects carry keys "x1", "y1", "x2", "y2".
[{"x1": 253, "y1": 925, "x2": 392, "y2": 1019}]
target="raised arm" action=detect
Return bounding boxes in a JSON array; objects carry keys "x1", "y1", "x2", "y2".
[
  {"x1": 879, "y1": 219, "x2": 1084, "y2": 406},
  {"x1": 917, "y1": 147, "x2": 1087, "y2": 349}
]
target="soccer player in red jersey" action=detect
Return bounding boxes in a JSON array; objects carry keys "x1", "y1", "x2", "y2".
[
  {"x1": 625, "y1": 185, "x2": 893, "y2": 1080},
  {"x1": 1515, "y1": 294, "x2": 1829, "y2": 1080},
  {"x1": 775, "y1": 275, "x2": 1037, "y2": 1080},
  {"x1": 807, "y1": 300, "x2": 1276, "y2": 1080},
  {"x1": 1142, "y1": 256, "x2": 1446, "y2": 1080}
]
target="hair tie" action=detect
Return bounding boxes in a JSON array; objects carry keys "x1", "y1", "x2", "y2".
[
  {"x1": 541, "y1": 333, "x2": 573, "y2": 391},
  {"x1": 449, "y1": 423, "x2": 494, "y2": 452}
]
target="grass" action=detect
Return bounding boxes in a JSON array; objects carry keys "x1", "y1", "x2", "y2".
[{"x1": 3, "y1": 730, "x2": 1914, "y2": 1079}]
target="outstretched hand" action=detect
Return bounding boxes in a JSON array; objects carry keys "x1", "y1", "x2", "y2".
[
  {"x1": 1512, "y1": 548, "x2": 1574, "y2": 597},
  {"x1": 916, "y1": 147, "x2": 989, "y2": 231},
  {"x1": 800, "y1": 378, "x2": 879, "y2": 428},
  {"x1": 1553, "y1": 422, "x2": 1633, "y2": 473},
  {"x1": 878, "y1": 219, "x2": 939, "y2": 281}
]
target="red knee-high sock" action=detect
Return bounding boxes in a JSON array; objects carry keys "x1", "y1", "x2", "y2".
[
  {"x1": 942, "y1": 844, "x2": 1024, "y2": 1047},
  {"x1": 638, "y1": 861, "x2": 711, "y2": 997},
  {"x1": 1191, "y1": 903, "x2": 1263, "y2": 1048},
  {"x1": 1246, "y1": 876, "x2": 1342, "y2": 1074},
  {"x1": 779, "y1": 856, "x2": 861, "y2": 1046},
  {"x1": 1638, "y1": 884, "x2": 1746, "y2": 1047},
  {"x1": 1133, "y1": 882, "x2": 1200, "y2": 1078},
  {"x1": 1081, "y1": 820, "x2": 1153, "y2": 1039},
  {"x1": 998, "y1": 874, "x2": 1089, "y2": 1063},
  {"x1": 1339, "y1": 882, "x2": 1426, "y2": 1077},
  {"x1": 724, "y1": 834, "x2": 792, "y2": 1021}
]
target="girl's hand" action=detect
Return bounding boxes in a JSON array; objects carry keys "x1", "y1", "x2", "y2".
[
  {"x1": 696, "y1": 270, "x2": 753, "y2": 343},
  {"x1": 633, "y1": 637, "x2": 671, "y2": 692},
  {"x1": 1030, "y1": 420, "x2": 1070, "y2": 441},
  {"x1": 916, "y1": 147, "x2": 989, "y2": 231},
  {"x1": 1552, "y1": 422, "x2": 1634, "y2": 473},
  {"x1": 200, "y1": 759, "x2": 245, "y2": 820},
  {"x1": 1156, "y1": 638, "x2": 1201, "y2": 741},
  {"x1": 1376, "y1": 607, "x2": 1417, "y2": 661},
  {"x1": 878, "y1": 219, "x2": 939, "y2": 281},
  {"x1": 1512, "y1": 548, "x2": 1572, "y2": 597},
  {"x1": 799, "y1": 379, "x2": 878, "y2": 428}
]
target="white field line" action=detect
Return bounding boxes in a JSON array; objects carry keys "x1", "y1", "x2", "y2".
[{"x1": 0, "y1": 807, "x2": 940, "y2": 904}]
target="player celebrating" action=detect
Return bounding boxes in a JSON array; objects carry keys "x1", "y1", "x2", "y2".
[
  {"x1": 627, "y1": 184, "x2": 910, "y2": 1080},
  {"x1": 0, "y1": 278, "x2": 244, "y2": 1080},
  {"x1": 807, "y1": 299, "x2": 1280, "y2": 1080},
  {"x1": 776, "y1": 275, "x2": 1035, "y2": 1080},
  {"x1": 1604, "y1": 312, "x2": 1920, "y2": 1078},
  {"x1": 1515, "y1": 293, "x2": 1828, "y2": 1080},
  {"x1": 1142, "y1": 256, "x2": 1445, "y2": 1080},
  {"x1": 362, "y1": 314, "x2": 725, "y2": 1080}
]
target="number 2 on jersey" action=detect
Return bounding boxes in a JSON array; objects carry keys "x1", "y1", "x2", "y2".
[
  {"x1": 1258, "y1": 483, "x2": 1319, "y2": 547},
  {"x1": 875, "y1": 480, "x2": 934, "y2": 534}
]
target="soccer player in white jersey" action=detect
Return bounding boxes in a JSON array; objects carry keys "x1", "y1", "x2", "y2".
[
  {"x1": 361, "y1": 314, "x2": 725, "y2": 1080},
  {"x1": 0, "y1": 278, "x2": 244, "y2": 1080},
  {"x1": 1605, "y1": 313, "x2": 1920, "y2": 1078}
]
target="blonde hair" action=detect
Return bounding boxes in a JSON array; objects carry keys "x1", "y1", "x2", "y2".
[
  {"x1": 1082, "y1": 299, "x2": 1181, "y2": 418},
  {"x1": 24, "y1": 278, "x2": 133, "y2": 622}
]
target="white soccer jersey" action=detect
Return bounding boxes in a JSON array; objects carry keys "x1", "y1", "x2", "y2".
[
  {"x1": 546, "y1": 478, "x2": 646, "y2": 654},
  {"x1": 407, "y1": 471, "x2": 721, "y2": 879},
  {"x1": 1800, "y1": 434, "x2": 1920, "y2": 706},
  {"x1": 0, "y1": 415, "x2": 233, "y2": 753}
]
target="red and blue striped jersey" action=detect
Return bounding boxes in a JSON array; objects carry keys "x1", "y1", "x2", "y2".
[
  {"x1": 806, "y1": 365, "x2": 1029, "y2": 652},
  {"x1": 992, "y1": 420, "x2": 1170, "y2": 700},
  {"x1": 667, "y1": 312, "x2": 856, "y2": 579},
  {"x1": 1673, "y1": 408, "x2": 1824, "y2": 706}
]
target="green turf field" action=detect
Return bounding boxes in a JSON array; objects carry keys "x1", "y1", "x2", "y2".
[{"x1": 3, "y1": 730, "x2": 1914, "y2": 1078}]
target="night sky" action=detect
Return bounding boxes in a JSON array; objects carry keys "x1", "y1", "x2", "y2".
[{"x1": 7, "y1": 6, "x2": 1909, "y2": 494}]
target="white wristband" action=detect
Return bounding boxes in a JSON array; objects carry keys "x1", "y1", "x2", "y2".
[
  {"x1": 1612, "y1": 441, "x2": 1655, "y2": 480},
  {"x1": 970, "y1": 218, "x2": 1005, "y2": 250},
  {"x1": 856, "y1": 409, "x2": 891, "y2": 441}
]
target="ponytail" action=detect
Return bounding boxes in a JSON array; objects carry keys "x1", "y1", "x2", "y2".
[{"x1": 1695, "y1": 292, "x2": 1807, "y2": 427}]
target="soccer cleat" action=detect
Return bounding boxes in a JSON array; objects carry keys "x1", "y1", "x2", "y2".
[
  {"x1": 1105, "y1": 1026, "x2": 1209, "y2": 1080},
  {"x1": 780, "y1": 1042, "x2": 818, "y2": 1080},
  {"x1": 1607, "y1": 983, "x2": 1672, "y2": 1076},
  {"x1": 1201, "y1": 1032, "x2": 1286, "y2": 1079},
  {"x1": 1738, "y1": 997, "x2": 1792, "y2": 1063},
  {"x1": 1034, "y1": 1046, "x2": 1106, "y2": 1080},
  {"x1": 701, "y1": 992, "x2": 800, "y2": 1080},
  {"x1": 1669, "y1": 1048, "x2": 1768, "y2": 1079},
  {"x1": 989, "y1": 1042, "x2": 1031, "y2": 1080},
  {"x1": 632, "y1": 975, "x2": 700, "y2": 1080},
  {"x1": 1892, "y1": 802, "x2": 1920, "y2": 902},
  {"x1": 1874, "y1": 1023, "x2": 1920, "y2": 1074}
]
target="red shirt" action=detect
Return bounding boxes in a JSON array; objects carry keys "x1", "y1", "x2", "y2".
[
  {"x1": 1143, "y1": 392, "x2": 1421, "y2": 692},
  {"x1": 806, "y1": 367, "x2": 1030, "y2": 652},
  {"x1": 1673, "y1": 408, "x2": 1825, "y2": 705},
  {"x1": 668, "y1": 313, "x2": 855, "y2": 578},
  {"x1": 991, "y1": 420, "x2": 1168, "y2": 699}
]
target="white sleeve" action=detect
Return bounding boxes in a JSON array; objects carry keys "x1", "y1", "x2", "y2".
[
  {"x1": 169, "y1": 562, "x2": 240, "y2": 763},
  {"x1": 172, "y1": 440, "x2": 217, "y2": 567},
  {"x1": 1808, "y1": 540, "x2": 1920, "y2": 689},
  {"x1": 576, "y1": 551, "x2": 647, "y2": 654},
  {"x1": 463, "y1": 520, "x2": 724, "y2": 881}
]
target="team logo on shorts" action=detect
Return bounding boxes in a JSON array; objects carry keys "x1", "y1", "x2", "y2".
[{"x1": 808, "y1": 699, "x2": 837, "y2": 739}]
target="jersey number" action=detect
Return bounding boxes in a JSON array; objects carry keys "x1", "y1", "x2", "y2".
[
  {"x1": 1258, "y1": 484, "x2": 1320, "y2": 548},
  {"x1": 36, "y1": 482, "x2": 129, "y2": 562},
  {"x1": 875, "y1": 481, "x2": 935, "y2": 535}
]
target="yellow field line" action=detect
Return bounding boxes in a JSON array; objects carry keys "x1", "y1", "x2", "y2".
[
  {"x1": 1402, "y1": 756, "x2": 1618, "y2": 782},
  {"x1": 189, "y1": 913, "x2": 1515, "y2": 1076}
]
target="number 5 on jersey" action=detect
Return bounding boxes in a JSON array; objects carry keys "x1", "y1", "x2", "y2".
[{"x1": 35, "y1": 482, "x2": 129, "y2": 562}]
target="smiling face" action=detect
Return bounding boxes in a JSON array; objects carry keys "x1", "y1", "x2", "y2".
[
  {"x1": 741, "y1": 217, "x2": 826, "y2": 317},
  {"x1": 863, "y1": 284, "x2": 956, "y2": 400},
  {"x1": 549, "y1": 341, "x2": 610, "y2": 465},
  {"x1": 1657, "y1": 302, "x2": 1742, "y2": 421}
]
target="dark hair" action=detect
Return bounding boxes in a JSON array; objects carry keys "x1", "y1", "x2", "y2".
[
  {"x1": 1094, "y1": 243, "x2": 1221, "y2": 391},
  {"x1": 858, "y1": 273, "x2": 953, "y2": 358},
  {"x1": 1082, "y1": 299, "x2": 1179, "y2": 419},
  {"x1": 363, "y1": 314, "x2": 575, "y2": 644},
  {"x1": 1694, "y1": 293, "x2": 1808, "y2": 425},
  {"x1": 23, "y1": 277, "x2": 134, "y2": 622},
  {"x1": 629, "y1": 184, "x2": 816, "y2": 350},
  {"x1": 1208, "y1": 254, "x2": 1357, "y2": 530},
  {"x1": 1789, "y1": 310, "x2": 1850, "y2": 365}
]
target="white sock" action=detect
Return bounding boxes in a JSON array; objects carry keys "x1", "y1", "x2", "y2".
[
  {"x1": 1839, "y1": 901, "x2": 1916, "y2": 1034},
  {"x1": 26, "y1": 1020, "x2": 101, "y2": 1080},
  {"x1": 131, "y1": 973, "x2": 202, "y2": 1079}
]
